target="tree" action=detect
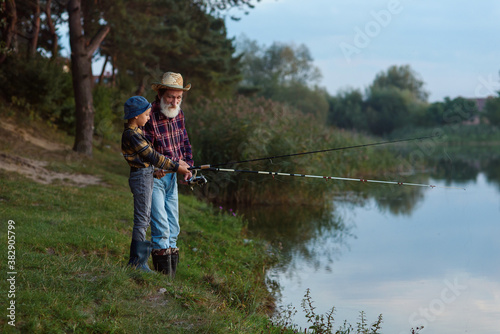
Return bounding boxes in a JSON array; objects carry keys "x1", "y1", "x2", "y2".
[
  {"x1": 369, "y1": 64, "x2": 429, "y2": 102},
  {"x1": 0, "y1": 0, "x2": 73, "y2": 127},
  {"x1": 27, "y1": 0, "x2": 40, "y2": 58},
  {"x1": 237, "y1": 36, "x2": 322, "y2": 91},
  {"x1": 328, "y1": 88, "x2": 365, "y2": 131},
  {"x1": 67, "y1": 0, "x2": 109, "y2": 156},
  {"x1": 262, "y1": 42, "x2": 322, "y2": 87},
  {"x1": 418, "y1": 101, "x2": 446, "y2": 126},
  {"x1": 484, "y1": 94, "x2": 500, "y2": 126},
  {"x1": 156, "y1": 1, "x2": 242, "y2": 99},
  {"x1": 2, "y1": 0, "x2": 109, "y2": 155},
  {"x1": 235, "y1": 36, "x2": 328, "y2": 121},
  {"x1": 441, "y1": 97, "x2": 479, "y2": 125},
  {"x1": 2, "y1": 0, "x2": 258, "y2": 156},
  {"x1": 40, "y1": 0, "x2": 65, "y2": 59},
  {"x1": 359, "y1": 65, "x2": 430, "y2": 135},
  {"x1": 0, "y1": 0, "x2": 66, "y2": 62},
  {"x1": 365, "y1": 87, "x2": 412, "y2": 135},
  {"x1": 271, "y1": 82, "x2": 330, "y2": 121},
  {"x1": 4, "y1": 0, "x2": 42, "y2": 59},
  {"x1": 0, "y1": 0, "x2": 17, "y2": 63},
  {"x1": 97, "y1": 0, "x2": 247, "y2": 99}
]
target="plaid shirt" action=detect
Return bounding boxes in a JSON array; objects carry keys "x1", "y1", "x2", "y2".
[
  {"x1": 142, "y1": 101, "x2": 194, "y2": 166},
  {"x1": 121, "y1": 124, "x2": 178, "y2": 171}
]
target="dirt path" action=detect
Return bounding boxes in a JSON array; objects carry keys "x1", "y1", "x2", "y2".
[{"x1": 0, "y1": 120, "x2": 102, "y2": 187}]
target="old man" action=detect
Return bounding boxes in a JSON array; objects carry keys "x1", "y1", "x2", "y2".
[{"x1": 143, "y1": 72, "x2": 194, "y2": 278}]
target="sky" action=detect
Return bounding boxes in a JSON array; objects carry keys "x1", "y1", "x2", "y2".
[{"x1": 223, "y1": 0, "x2": 500, "y2": 102}]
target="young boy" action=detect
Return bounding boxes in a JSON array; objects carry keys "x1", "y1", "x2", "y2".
[{"x1": 121, "y1": 96, "x2": 192, "y2": 272}]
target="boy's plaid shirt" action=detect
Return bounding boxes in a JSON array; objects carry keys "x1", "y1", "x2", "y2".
[
  {"x1": 121, "y1": 124, "x2": 177, "y2": 171},
  {"x1": 142, "y1": 102, "x2": 194, "y2": 167}
]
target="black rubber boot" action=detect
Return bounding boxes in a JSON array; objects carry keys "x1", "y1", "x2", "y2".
[
  {"x1": 152, "y1": 249, "x2": 172, "y2": 276},
  {"x1": 170, "y1": 248, "x2": 179, "y2": 279},
  {"x1": 128, "y1": 240, "x2": 153, "y2": 273}
]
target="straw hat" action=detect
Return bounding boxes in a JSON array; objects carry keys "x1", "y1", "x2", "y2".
[{"x1": 151, "y1": 72, "x2": 191, "y2": 92}]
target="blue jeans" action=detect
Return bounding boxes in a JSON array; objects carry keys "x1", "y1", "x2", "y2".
[
  {"x1": 151, "y1": 173, "x2": 179, "y2": 249},
  {"x1": 128, "y1": 166, "x2": 154, "y2": 242}
]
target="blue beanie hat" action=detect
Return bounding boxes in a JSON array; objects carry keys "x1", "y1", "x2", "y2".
[{"x1": 124, "y1": 96, "x2": 152, "y2": 119}]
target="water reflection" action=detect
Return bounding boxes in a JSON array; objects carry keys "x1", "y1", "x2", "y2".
[
  {"x1": 429, "y1": 146, "x2": 500, "y2": 186},
  {"x1": 242, "y1": 146, "x2": 500, "y2": 333},
  {"x1": 352, "y1": 183, "x2": 427, "y2": 216},
  {"x1": 239, "y1": 203, "x2": 355, "y2": 272}
]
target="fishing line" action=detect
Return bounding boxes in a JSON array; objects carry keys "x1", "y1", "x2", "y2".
[{"x1": 190, "y1": 134, "x2": 439, "y2": 170}]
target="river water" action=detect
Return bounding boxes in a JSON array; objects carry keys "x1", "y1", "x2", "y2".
[{"x1": 243, "y1": 148, "x2": 500, "y2": 333}]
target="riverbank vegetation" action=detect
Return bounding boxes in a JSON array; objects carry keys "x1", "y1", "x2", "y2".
[{"x1": 187, "y1": 96, "x2": 399, "y2": 204}]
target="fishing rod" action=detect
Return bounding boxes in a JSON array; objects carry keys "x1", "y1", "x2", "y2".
[
  {"x1": 194, "y1": 167, "x2": 466, "y2": 190},
  {"x1": 190, "y1": 134, "x2": 439, "y2": 170}
]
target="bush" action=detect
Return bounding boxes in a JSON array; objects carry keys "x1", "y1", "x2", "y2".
[
  {"x1": 0, "y1": 55, "x2": 126, "y2": 141},
  {"x1": 93, "y1": 84, "x2": 124, "y2": 145},
  {"x1": 0, "y1": 55, "x2": 75, "y2": 130},
  {"x1": 188, "y1": 96, "x2": 321, "y2": 204}
]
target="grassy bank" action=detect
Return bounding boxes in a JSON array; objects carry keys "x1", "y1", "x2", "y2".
[{"x1": 0, "y1": 118, "x2": 281, "y2": 333}]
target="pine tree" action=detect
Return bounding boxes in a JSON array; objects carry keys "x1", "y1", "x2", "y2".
[{"x1": 100, "y1": 0, "x2": 242, "y2": 99}]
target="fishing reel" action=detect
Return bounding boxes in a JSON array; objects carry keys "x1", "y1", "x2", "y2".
[{"x1": 187, "y1": 170, "x2": 207, "y2": 190}]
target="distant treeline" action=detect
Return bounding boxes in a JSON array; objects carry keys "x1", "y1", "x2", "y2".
[{"x1": 2, "y1": 1, "x2": 500, "y2": 136}]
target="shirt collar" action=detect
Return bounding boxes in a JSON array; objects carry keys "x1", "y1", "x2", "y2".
[{"x1": 124, "y1": 123, "x2": 142, "y2": 133}]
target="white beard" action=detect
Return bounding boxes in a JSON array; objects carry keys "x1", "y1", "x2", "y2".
[{"x1": 160, "y1": 99, "x2": 181, "y2": 118}]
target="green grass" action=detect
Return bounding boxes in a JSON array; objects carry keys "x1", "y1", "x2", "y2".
[{"x1": 0, "y1": 119, "x2": 282, "y2": 333}]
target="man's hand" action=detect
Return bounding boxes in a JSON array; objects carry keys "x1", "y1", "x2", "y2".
[
  {"x1": 177, "y1": 160, "x2": 192, "y2": 182},
  {"x1": 154, "y1": 169, "x2": 168, "y2": 179}
]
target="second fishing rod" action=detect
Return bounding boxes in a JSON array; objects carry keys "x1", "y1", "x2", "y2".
[
  {"x1": 189, "y1": 134, "x2": 439, "y2": 171},
  {"x1": 182, "y1": 134, "x2": 464, "y2": 190}
]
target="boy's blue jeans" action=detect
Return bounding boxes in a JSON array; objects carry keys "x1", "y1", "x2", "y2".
[
  {"x1": 150, "y1": 173, "x2": 180, "y2": 250},
  {"x1": 128, "y1": 166, "x2": 154, "y2": 241}
]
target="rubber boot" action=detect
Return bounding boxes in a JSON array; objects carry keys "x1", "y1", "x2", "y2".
[
  {"x1": 152, "y1": 248, "x2": 172, "y2": 276},
  {"x1": 128, "y1": 240, "x2": 153, "y2": 273},
  {"x1": 170, "y1": 248, "x2": 179, "y2": 279}
]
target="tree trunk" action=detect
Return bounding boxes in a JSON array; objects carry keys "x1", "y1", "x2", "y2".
[
  {"x1": 0, "y1": 0, "x2": 17, "y2": 64},
  {"x1": 68, "y1": 0, "x2": 94, "y2": 156},
  {"x1": 112, "y1": 55, "x2": 116, "y2": 87},
  {"x1": 135, "y1": 81, "x2": 145, "y2": 96},
  {"x1": 67, "y1": 0, "x2": 109, "y2": 156},
  {"x1": 98, "y1": 54, "x2": 109, "y2": 84},
  {"x1": 28, "y1": 0, "x2": 41, "y2": 58},
  {"x1": 45, "y1": 0, "x2": 58, "y2": 59}
]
